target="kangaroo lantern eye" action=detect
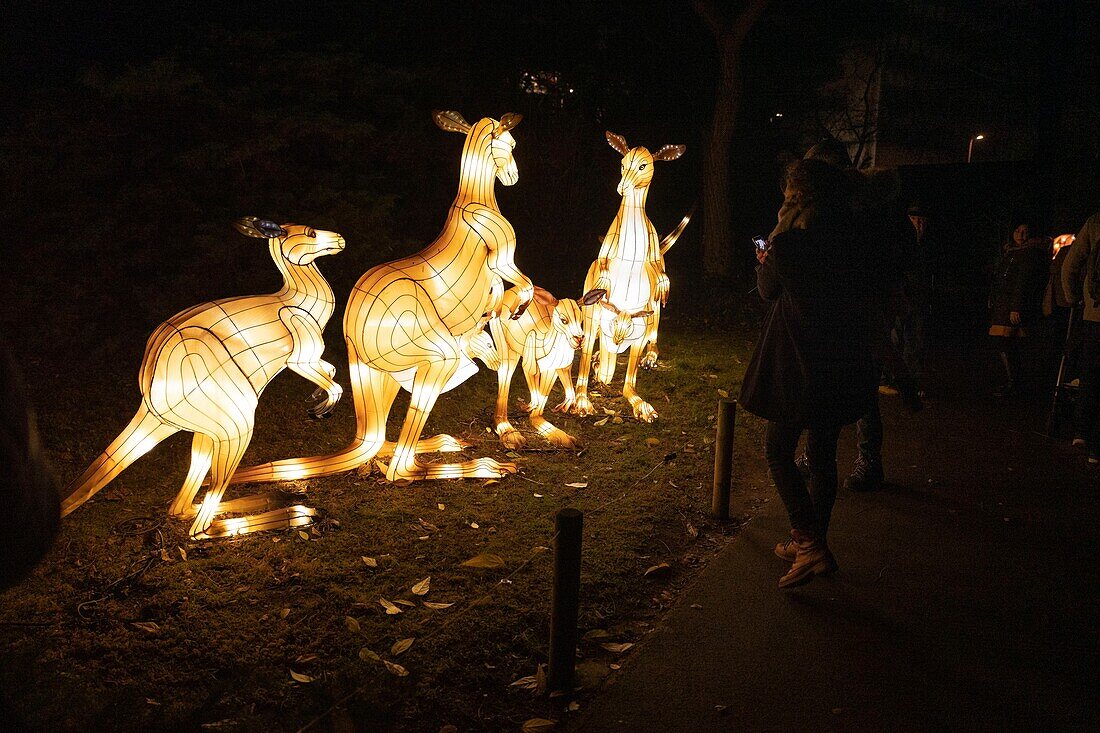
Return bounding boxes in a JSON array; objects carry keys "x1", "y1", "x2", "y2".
[{"x1": 639, "y1": 163, "x2": 647, "y2": 170}]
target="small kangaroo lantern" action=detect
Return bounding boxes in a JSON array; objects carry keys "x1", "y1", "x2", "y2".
[
  {"x1": 490, "y1": 286, "x2": 606, "y2": 450},
  {"x1": 227, "y1": 110, "x2": 534, "y2": 486},
  {"x1": 61, "y1": 218, "x2": 345, "y2": 539},
  {"x1": 572, "y1": 131, "x2": 690, "y2": 422}
]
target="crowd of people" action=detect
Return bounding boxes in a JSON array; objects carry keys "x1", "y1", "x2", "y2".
[{"x1": 740, "y1": 140, "x2": 1100, "y2": 589}]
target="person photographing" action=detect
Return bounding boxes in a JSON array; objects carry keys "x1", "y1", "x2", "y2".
[{"x1": 739, "y1": 159, "x2": 877, "y2": 588}]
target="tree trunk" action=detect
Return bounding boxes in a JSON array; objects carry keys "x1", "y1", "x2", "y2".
[
  {"x1": 693, "y1": 0, "x2": 770, "y2": 281},
  {"x1": 702, "y1": 44, "x2": 741, "y2": 279}
]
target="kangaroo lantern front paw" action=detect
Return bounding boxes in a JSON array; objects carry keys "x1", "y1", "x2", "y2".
[{"x1": 308, "y1": 384, "x2": 343, "y2": 419}]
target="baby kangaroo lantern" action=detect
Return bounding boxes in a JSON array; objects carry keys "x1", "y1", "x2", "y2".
[
  {"x1": 573, "y1": 132, "x2": 690, "y2": 423},
  {"x1": 490, "y1": 285, "x2": 606, "y2": 450},
  {"x1": 61, "y1": 218, "x2": 345, "y2": 539},
  {"x1": 227, "y1": 110, "x2": 534, "y2": 486}
]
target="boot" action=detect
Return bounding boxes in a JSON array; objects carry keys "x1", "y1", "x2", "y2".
[
  {"x1": 778, "y1": 530, "x2": 834, "y2": 588},
  {"x1": 775, "y1": 534, "x2": 838, "y2": 571},
  {"x1": 844, "y1": 457, "x2": 883, "y2": 492}
]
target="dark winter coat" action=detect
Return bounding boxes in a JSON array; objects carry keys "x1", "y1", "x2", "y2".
[
  {"x1": 989, "y1": 239, "x2": 1049, "y2": 331},
  {"x1": 739, "y1": 220, "x2": 877, "y2": 428}
]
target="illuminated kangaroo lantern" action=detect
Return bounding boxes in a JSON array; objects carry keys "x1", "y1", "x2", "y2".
[
  {"x1": 228, "y1": 110, "x2": 533, "y2": 485},
  {"x1": 573, "y1": 132, "x2": 689, "y2": 423},
  {"x1": 490, "y1": 286, "x2": 605, "y2": 450},
  {"x1": 61, "y1": 219, "x2": 345, "y2": 539}
]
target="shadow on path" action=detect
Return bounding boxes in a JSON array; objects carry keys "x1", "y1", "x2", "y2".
[{"x1": 574, "y1": 357, "x2": 1098, "y2": 731}]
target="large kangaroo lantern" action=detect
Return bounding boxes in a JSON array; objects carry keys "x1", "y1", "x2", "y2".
[
  {"x1": 61, "y1": 219, "x2": 345, "y2": 539},
  {"x1": 573, "y1": 132, "x2": 690, "y2": 423},
  {"x1": 228, "y1": 110, "x2": 533, "y2": 486}
]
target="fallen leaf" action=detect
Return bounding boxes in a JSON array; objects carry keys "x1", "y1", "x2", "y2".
[
  {"x1": 521, "y1": 718, "x2": 556, "y2": 732},
  {"x1": 131, "y1": 621, "x2": 160, "y2": 634},
  {"x1": 383, "y1": 660, "x2": 409, "y2": 677},
  {"x1": 644, "y1": 562, "x2": 672, "y2": 578},
  {"x1": 568, "y1": 701, "x2": 580, "y2": 712},
  {"x1": 418, "y1": 518, "x2": 439, "y2": 532},
  {"x1": 379, "y1": 598, "x2": 403, "y2": 615},
  {"x1": 612, "y1": 416, "x2": 623, "y2": 424},
  {"x1": 510, "y1": 674, "x2": 538, "y2": 689},
  {"x1": 565, "y1": 482, "x2": 588, "y2": 488},
  {"x1": 359, "y1": 648, "x2": 381, "y2": 662},
  {"x1": 462, "y1": 553, "x2": 505, "y2": 569},
  {"x1": 362, "y1": 556, "x2": 378, "y2": 568},
  {"x1": 536, "y1": 664, "x2": 547, "y2": 694},
  {"x1": 395, "y1": 599, "x2": 416, "y2": 607},
  {"x1": 600, "y1": 642, "x2": 634, "y2": 654},
  {"x1": 289, "y1": 670, "x2": 314, "y2": 684},
  {"x1": 178, "y1": 546, "x2": 188, "y2": 561},
  {"x1": 718, "y1": 389, "x2": 729, "y2": 398},
  {"x1": 437, "y1": 503, "x2": 445, "y2": 511},
  {"x1": 686, "y1": 522, "x2": 699, "y2": 538},
  {"x1": 159, "y1": 548, "x2": 171, "y2": 562},
  {"x1": 583, "y1": 629, "x2": 612, "y2": 641},
  {"x1": 391, "y1": 638, "x2": 414, "y2": 655},
  {"x1": 469, "y1": 522, "x2": 480, "y2": 529},
  {"x1": 440, "y1": 726, "x2": 458, "y2": 733},
  {"x1": 483, "y1": 479, "x2": 500, "y2": 487},
  {"x1": 610, "y1": 663, "x2": 621, "y2": 670},
  {"x1": 345, "y1": 616, "x2": 361, "y2": 633},
  {"x1": 423, "y1": 601, "x2": 455, "y2": 610},
  {"x1": 298, "y1": 530, "x2": 310, "y2": 541},
  {"x1": 533, "y1": 493, "x2": 544, "y2": 498},
  {"x1": 690, "y1": 603, "x2": 703, "y2": 609},
  {"x1": 602, "y1": 408, "x2": 617, "y2": 415},
  {"x1": 593, "y1": 417, "x2": 609, "y2": 427},
  {"x1": 645, "y1": 437, "x2": 660, "y2": 447},
  {"x1": 294, "y1": 653, "x2": 318, "y2": 664},
  {"x1": 279, "y1": 607, "x2": 291, "y2": 619},
  {"x1": 145, "y1": 698, "x2": 161, "y2": 706},
  {"x1": 411, "y1": 577, "x2": 431, "y2": 596}
]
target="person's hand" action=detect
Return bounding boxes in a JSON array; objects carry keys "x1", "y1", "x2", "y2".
[
  {"x1": 755, "y1": 247, "x2": 768, "y2": 264},
  {"x1": 1009, "y1": 311, "x2": 1021, "y2": 325}
]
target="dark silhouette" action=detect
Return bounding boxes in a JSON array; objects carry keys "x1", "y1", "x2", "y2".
[{"x1": 740, "y1": 159, "x2": 876, "y2": 588}]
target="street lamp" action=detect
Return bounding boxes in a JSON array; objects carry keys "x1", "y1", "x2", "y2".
[{"x1": 967, "y1": 133, "x2": 986, "y2": 163}]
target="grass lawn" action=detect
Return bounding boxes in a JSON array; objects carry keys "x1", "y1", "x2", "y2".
[{"x1": 0, "y1": 316, "x2": 772, "y2": 732}]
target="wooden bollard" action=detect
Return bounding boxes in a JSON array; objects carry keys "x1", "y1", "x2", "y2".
[
  {"x1": 711, "y1": 399, "x2": 736, "y2": 520},
  {"x1": 548, "y1": 508, "x2": 583, "y2": 691}
]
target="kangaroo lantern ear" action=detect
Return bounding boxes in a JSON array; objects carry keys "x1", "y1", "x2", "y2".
[
  {"x1": 605, "y1": 131, "x2": 630, "y2": 156},
  {"x1": 532, "y1": 286, "x2": 558, "y2": 307},
  {"x1": 496, "y1": 112, "x2": 523, "y2": 134},
  {"x1": 580, "y1": 288, "x2": 607, "y2": 306},
  {"x1": 233, "y1": 217, "x2": 287, "y2": 239},
  {"x1": 653, "y1": 144, "x2": 686, "y2": 162},
  {"x1": 433, "y1": 109, "x2": 472, "y2": 135}
]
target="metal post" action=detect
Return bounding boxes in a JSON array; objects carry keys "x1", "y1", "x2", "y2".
[
  {"x1": 712, "y1": 399, "x2": 736, "y2": 520},
  {"x1": 548, "y1": 508, "x2": 583, "y2": 691}
]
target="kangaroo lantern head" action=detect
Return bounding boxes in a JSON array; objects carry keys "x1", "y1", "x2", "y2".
[
  {"x1": 435, "y1": 110, "x2": 523, "y2": 190},
  {"x1": 234, "y1": 217, "x2": 346, "y2": 264},
  {"x1": 606, "y1": 132, "x2": 685, "y2": 198}
]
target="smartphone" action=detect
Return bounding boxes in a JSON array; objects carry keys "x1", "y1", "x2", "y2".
[{"x1": 752, "y1": 235, "x2": 768, "y2": 251}]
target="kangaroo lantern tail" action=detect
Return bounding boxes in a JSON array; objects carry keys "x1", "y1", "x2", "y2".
[{"x1": 660, "y1": 204, "x2": 696, "y2": 256}]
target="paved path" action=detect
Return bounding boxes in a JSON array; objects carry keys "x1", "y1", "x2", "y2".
[{"x1": 574, "y1": 366, "x2": 1098, "y2": 731}]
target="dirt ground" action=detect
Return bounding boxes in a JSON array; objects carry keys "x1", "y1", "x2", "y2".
[{"x1": 0, "y1": 316, "x2": 774, "y2": 732}]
